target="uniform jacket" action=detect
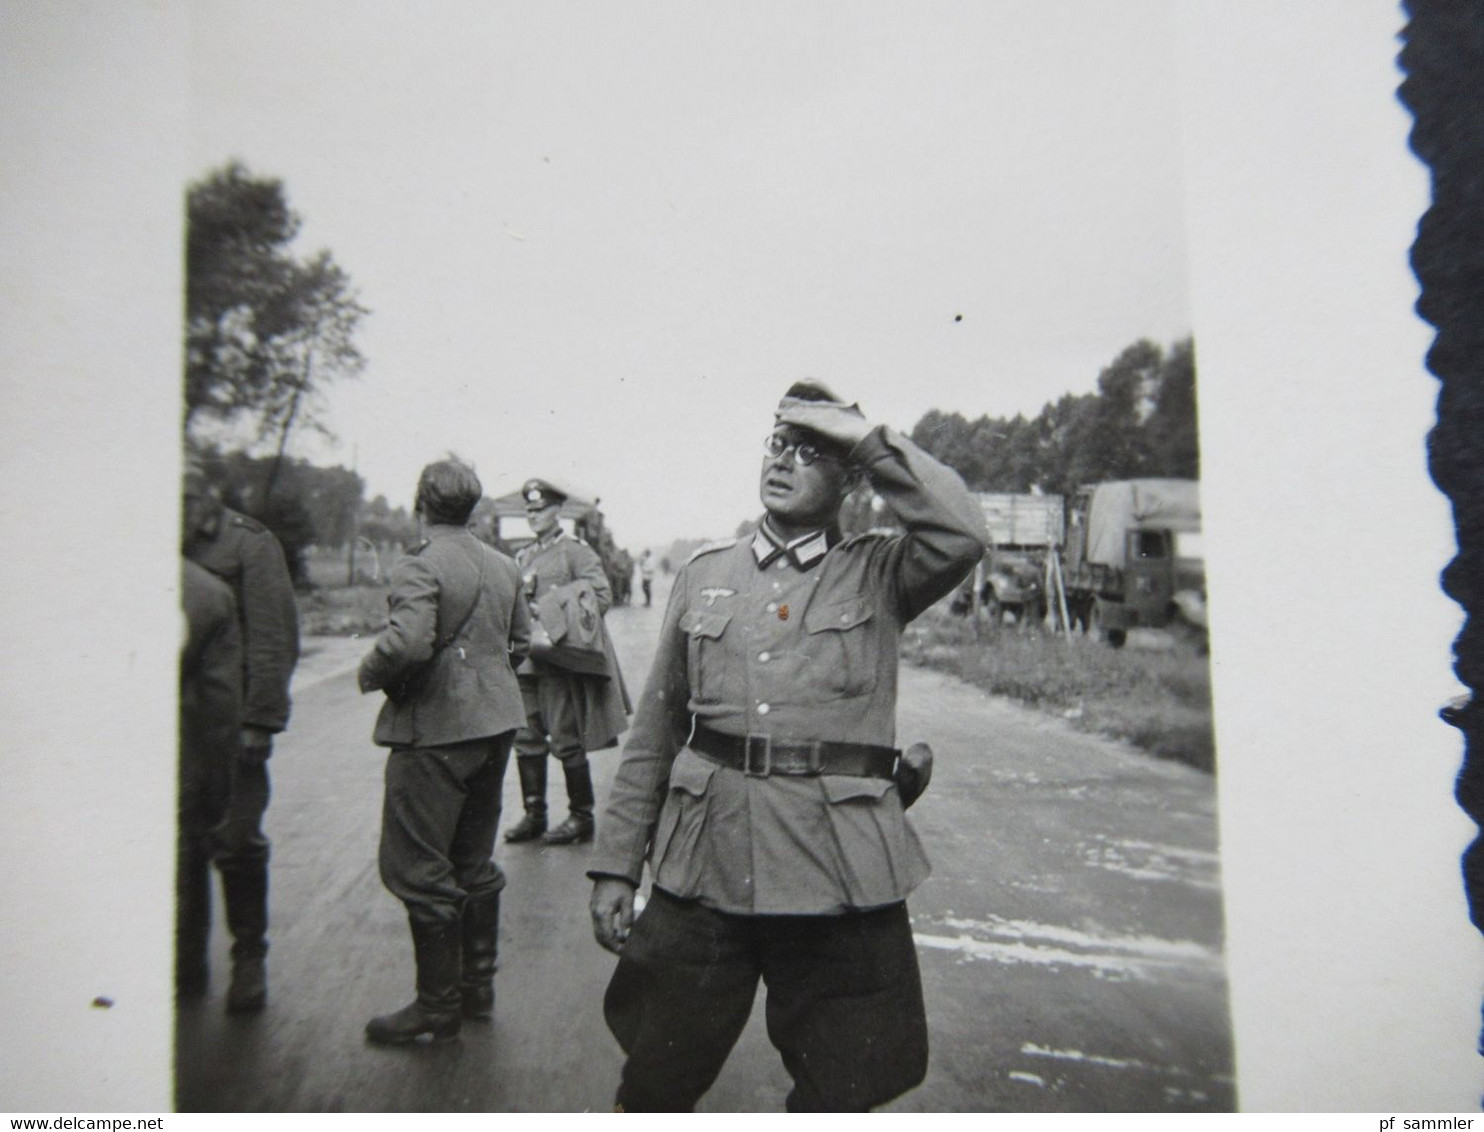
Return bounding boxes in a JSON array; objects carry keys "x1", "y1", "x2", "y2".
[
  {"x1": 185, "y1": 506, "x2": 300, "y2": 733},
  {"x1": 517, "y1": 530, "x2": 632, "y2": 749},
  {"x1": 589, "y1": 425, "x2": 987, "y2": 914},
  {"x1": 359, "y1": 525, "x2": 532, "y2": 749},
  {"x1": 180, "y1": 558, "x2": 242, "y2": 802}
]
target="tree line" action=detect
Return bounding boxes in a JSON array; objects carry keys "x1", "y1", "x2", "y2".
[{"x1": 908, "y1": 337, "x2": 1198, "y2": 496}]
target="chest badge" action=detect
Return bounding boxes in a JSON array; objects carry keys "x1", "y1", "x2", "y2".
[
  {"x1": 700, "y1": 587, "x2": 735, "y2": 607},
  {"x1": 778, "y1": 603, "x2": 789, "y2": 621}
]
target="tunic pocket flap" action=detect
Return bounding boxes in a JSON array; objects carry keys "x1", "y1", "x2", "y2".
[
  {"x1": 668, "y1": 748, "x2": 718, "y2": 797},
  {"x1": 805, "y1": 596, "x2": 874, "y2": 634},
  {"x1": 679, "y1": 609, "x2": 731, "y2": 640},
  {"x1": 821, "y1": 775, "x2": 895, "y2": 804}
]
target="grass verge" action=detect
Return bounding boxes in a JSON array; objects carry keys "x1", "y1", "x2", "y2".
[
  {"x1": 901, "y1": 606, "x2": 1216, "y2": 773},
  {"x1": 297, "y1": 583, "x2": 390, "y2": 637}
]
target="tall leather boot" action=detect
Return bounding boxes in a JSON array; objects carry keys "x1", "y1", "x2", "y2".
[
  {"x1": 219, "y1": 863, "x2": 269, "y2": 1014},
  {"x1": 542, "y1": 756, "x2": 595, "y2": 845},
  {"x1": 365, "y1": 916, "x2": 463, "y2": 1044},
  {"x1": 460, "y1": 892, "x2": 501, "y2": 1020},
  {"x1": 503, "y1": 755, "x2": 548, "y2": 843}
]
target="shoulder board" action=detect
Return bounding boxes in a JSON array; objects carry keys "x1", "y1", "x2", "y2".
[
  {"x1": 406, "y1": 537, "x2": 432, "y2": 555},
  {"x1": 686, "y1": 538, "x2": 738, "y2": 565},
  {"x1": 227, "y1": 511, "x2": 268, "y2": 534}
]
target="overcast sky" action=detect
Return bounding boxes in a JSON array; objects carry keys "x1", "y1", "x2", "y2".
[{"x1": 189, "y1": 1, "x2": 1190, "y2": 550}]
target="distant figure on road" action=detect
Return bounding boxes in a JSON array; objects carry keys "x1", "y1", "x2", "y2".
[
  {"x1": 182, "y1": 457, "x2": 300, "y2": 1014},
  {"x1": 503, "y1": 478, "x2": 631, "y2": 847},
  {"x1": 358, "y1": 459, "x2": 531, "y2": 1044},
  {"x1": 638, "y1": 550, "x2": 655, "y2": 607},
  {"x1": 177, "y1": 556, "x2": 241, "y2": 1006},
  {"x1": 587, "y1": 379, "x2": 987, "y2": 1111}
]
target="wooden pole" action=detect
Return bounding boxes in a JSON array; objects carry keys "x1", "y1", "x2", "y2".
[{"x1": 1051, "y1": 551, "x2": 1073, "y2": 642}]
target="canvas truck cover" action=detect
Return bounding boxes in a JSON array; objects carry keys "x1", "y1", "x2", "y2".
[{"x1": 1084, "y1": 479, "x2": 1201, "y2": 569}]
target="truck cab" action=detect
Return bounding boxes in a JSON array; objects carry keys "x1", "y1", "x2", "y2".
[{"x1": 1062, "y1": 479, "x2": 1204, "y2": 647}]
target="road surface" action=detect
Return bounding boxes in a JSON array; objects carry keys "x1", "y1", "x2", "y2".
[{"x1": 176, "y1": 574, "x2": 1231, "y2": 1112}]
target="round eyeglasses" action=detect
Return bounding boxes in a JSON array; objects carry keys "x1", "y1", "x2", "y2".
[{"x1": 763, "y1": 433, "x2": 835, "y2": 467}]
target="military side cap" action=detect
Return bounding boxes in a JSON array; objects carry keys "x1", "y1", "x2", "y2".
[
  {"x1": 522, "y1": 478, "x2": 568, "y2": 508},
  {"x1": 778, "y1": 377, "x2": 846, "y2": 409}
]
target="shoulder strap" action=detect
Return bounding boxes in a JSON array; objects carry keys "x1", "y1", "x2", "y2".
[{"x1": 431, "y1": 544, "x2": 487, "y2": 654}]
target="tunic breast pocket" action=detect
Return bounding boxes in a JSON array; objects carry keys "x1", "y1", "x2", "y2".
[
  {"x1": 803, "y1": 596, "x2": 879, "y2": 701},
  {"x1": 678, "y1": 608, "x2": 732, "y2": 705}
]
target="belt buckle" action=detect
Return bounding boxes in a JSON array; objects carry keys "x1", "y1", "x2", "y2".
[{"x1": 743, "y1": 734, "x2": 772, "y2": 777}]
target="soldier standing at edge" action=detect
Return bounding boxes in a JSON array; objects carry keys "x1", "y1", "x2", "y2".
[
  {"x1": 181, "y1": 458, "x2": 300, "y2": 1014},
  {"x1": 587, "y1": 380, "x2": 986, "y2": 1112},
  {"x1": 357, "y1": 459, "x2": 530, "y2": 1044},
  {"x1": 504, "y1": 478, "x2": 630, "y2": 847}
]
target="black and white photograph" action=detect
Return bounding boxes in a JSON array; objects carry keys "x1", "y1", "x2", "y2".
[{"x1": 0, "y1": 0, "x2": 1478, "y2": 1119}]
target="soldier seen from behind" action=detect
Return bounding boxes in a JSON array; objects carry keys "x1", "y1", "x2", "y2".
[
  {"x1": 503, "y1": 478, "x2": 631, "y2": 847},
  {"x1": 357, "y1": 458, "x2": 531, "y2": 1044},
  {"x1": 181, "y1": 457, "x2": 300, "y2": 1014},
  {"x1": 587, "y1": 379, "x2": 987, "y2": 1112},
  {"x1": 177, "y1": 555, "x2": 241, "y2": 1009}
]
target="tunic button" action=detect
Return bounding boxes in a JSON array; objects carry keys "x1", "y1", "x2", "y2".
[
  {"x1": 776, "y1": 559, "x2": 788, "y2": 570},
  {"x1": 757, "y1": 703, "x2": 771, "y2": 715},
  {"x1": 758, "y1": 651, "x2": 770, "y2": 662},
  {"x1": 841, "y1": 613, "x2": 850, "y2": 623},
  {"x1": 765, "y1": 602, "x2": 778, "y2": 613}
]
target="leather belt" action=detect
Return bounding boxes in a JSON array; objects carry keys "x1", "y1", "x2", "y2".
[{"x1": 690, "y1": 723, "x2": 898, "y2": 780}]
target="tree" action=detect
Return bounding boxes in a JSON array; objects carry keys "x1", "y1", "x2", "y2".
[
  {"x1": 1145, "y1": 337, "x2": 1200, "y2": 478},
  {"x1": 185, "y1": 162, "x2": 368, "y2": 466}
]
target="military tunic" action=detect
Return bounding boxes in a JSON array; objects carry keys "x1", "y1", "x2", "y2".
[
  {"x1": 590, "y1": 424, "x2": 988, "y2": 914},
  {"x1": 185, "y1": 507, "x2": 300, "y2": 734},
  {"x1": 359, "y1": 526, "x2": 531, "y2": 748}
]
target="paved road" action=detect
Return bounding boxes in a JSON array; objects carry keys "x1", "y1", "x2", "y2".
[{"x1": 176, "y1": 575, "x2": 1231, "y2": 1112}]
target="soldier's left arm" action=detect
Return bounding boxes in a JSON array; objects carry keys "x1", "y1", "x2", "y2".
[
  {"x1": 588, "y1": 568, "x2": 693, "y2": 885},
  {"x1": 238, "y1": 527, "x2": 301, "y2": 732},
  {"x1": 852, "y1": 426, "x2": 989, "y2": 622},
  {"x1": 567, "y1": 539, "x2": 613, "y2": 614}
]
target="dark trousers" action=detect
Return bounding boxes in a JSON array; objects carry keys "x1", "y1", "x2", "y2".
[
  {"x1": 216, "y1": 754, "x2": 271, "y2": 868},
  {"x1": 379, "y1": 733, "x2": 514, "y2": 927},
  {"x1": 177, "y1": 751, "x2": 272, "y2": 978},
  {"x1": 603, "y1": 889, "x2": 929, "y2": 1112},
  {"x1": 514, "y1": 673, "x2": 587, "y2": 766}
]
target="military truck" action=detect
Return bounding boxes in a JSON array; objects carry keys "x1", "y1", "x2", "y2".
[
  {"x1": 950, "y1": 493, "x2": 1065, "y2": 628},
  {"x1": 1060, "y1": 478, "x2": 1205, "y2": 648}
]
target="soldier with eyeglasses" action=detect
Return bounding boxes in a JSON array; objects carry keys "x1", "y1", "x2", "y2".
[{"x1": 587, "y1": 379, "x2": 988, "y2": 1112}]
